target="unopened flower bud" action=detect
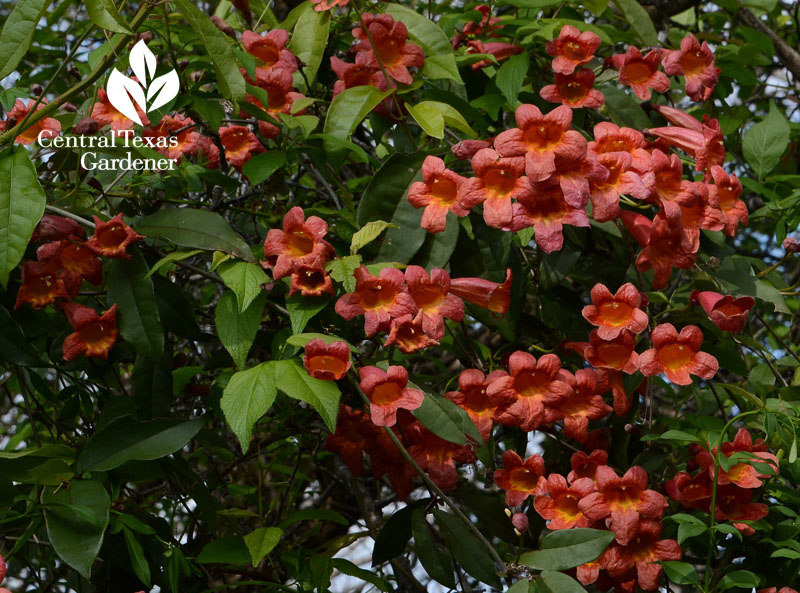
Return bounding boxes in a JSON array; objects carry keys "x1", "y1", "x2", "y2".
[
  {"x1": 211, "y1": 16, "x2": 236, "y2": 39},
  {"x1": 511, "y1": 512, "x2": 529, "y2": 534},
  {"x1": 784, "y1": 237, "x2": 800, "y2": 254},
  {"x1": 31, "y1": 83, "x2": 43, "y2": 96},
  {"x1": 62, "y1": 102, "x2": 78, "y2": 112},
  {"x1": 451, "y1": 138, "x2": 492, "y2": 160},
  {"x1": 73, "y1": 117, "x2": 99, "y2": 136}
]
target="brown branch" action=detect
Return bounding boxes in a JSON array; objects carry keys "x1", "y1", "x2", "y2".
[{"x1": 738, "y1": 7, "x2": 800, "y2": 84}]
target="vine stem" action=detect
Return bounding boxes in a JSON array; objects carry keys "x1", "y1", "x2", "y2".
[
  {"x1": 0, "y1": 3, "x2": 155, "y2": 146},
  {"x1": 350, "y1": 374, "x2": 507, "y2": 576}
]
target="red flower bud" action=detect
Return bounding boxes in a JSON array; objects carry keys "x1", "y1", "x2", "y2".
[{"x1": 511, "y1": 512, "x2": 529, "y2": 533}]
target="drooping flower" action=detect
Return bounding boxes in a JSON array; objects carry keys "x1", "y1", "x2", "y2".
[
  {"x1": 567, "y1": 329, "x2": 640, "y2": 375},
  {"x1": 534, "y1": 474, "x2": 596, "y2": 529},
  {"x1": 219, "y1": 124, "x2": 264, "y2": 170},
  {"x1": 557, "y1": 369, "x2": 613, "y2": 442},
  {"x1": 449, "y1": 268, "x2": 512, "y2": 316},
  {"x1": 310, "y1": 0, "x2": 349, "y2": 12},
  {"x1": 649, "y1": 105, "x2": 726, "y2": 172},
  {"x1": 451, "y1": 138, "x2": 492, "y2": 161},
  {"x1": 609, "y1": 47, "x2": 669, "y2": 101},
  {"x1": 661, "y1": 34, "x2": 718, "y2": 102},
  {"x1": 457, "y1": 148, "x2": 533, "y2": 228},
  {"x1": 582, "y1": 283, "x2": 649, "y2": 340},
  {"x1": 325, "y1": 405, "x2": 379, "y2": 475},
  {"x1": 568, "y1": 449, "x2": 608, "y2": 483},
  {"x1": 409, "y1": 425, "x2": 476, "y2": 490},
  {"x1": 14, "y1": 259, "x2": 70, "y2": 310},
  {"x1": 246, "y1": 68, "x2": 306, "y2": 139},
  {"x1": 548, "y1": 153, "x2": 609, "y2": 209},
  {"x1": 621, "y1": 211, "x2": 696, "y2": 290},
  {"x1": 85, "y1": 214, "x2": 144, "y2": 260},
  {"x1": 691, "y1": 290, "x2": 754, "y2": 333},
  {"x1": 510, "y1": 181, "x2": 590, "y2": 253},
  {"x1": 494, "y1": 104, "x2": 587, "y2": 182},
  {"x1": 141, "y1": 114, "x2": 201, "y2": 161},
  {"x1": 384, "y1": 310, "x2": 439, "y2": 353},
  {"x1": 465, "y1": 40, "x2": 525, "y2": 70},
  {"x1": 37, "y1": 239, "x2": 103, "y2": 295},
  {"x1": 648, "y1": 149, "x2": 695, "y2": 223},
  {"x1": 330, "y1": 56, "x2": 387, "y2": 97},
  {"x1": 540, "y1": 69, "x2": 605, "y2": 109},
  {"x1": 404, "y1": 266, "x2": 464, "y2": 340},
  {"x1": 369, "y1": 426, "x2": 417, "y2": 500},
  {"x1": 91, "y1": 88, "x2": 148, "y2": 135},
  {"x1": 490, "y1": 351, "x2": 574, "y2": 431},
  {"x1": 708, "y1": 165, "x2": 748, "y2": 236},
  {"x1": 589, "y1": 152, "x2": 651, "y2": 222},
  {"x1": 639, "y1": 323, "x2": 718, "y2": 385},
  {"x1": 32, "y1": 215, "x2": 85, "y2": 242},
  {"x1": 359, "y1": 365, "x2": 424, "y2": 426},
  {"x1": 493, "y1": 450, "x2": 546, "y2": 506},
  {"x1": 241, "y1": 30, "x2": 298, "y2": 75},
  {"x1": 678, "y1": 181, "x2": 725, "y2": 251},
  {"x1": 303, "y1": 339, "x2": 351, "y2": 381},
  {"x1": 715, "y1": 484, "x2": 769, "y2": 535},
  {"x1": 335, "y1": 266, "x2": 417, "y2": 337},
  {"x1": 289, "y1": 260, "x2": 335, "y2": 297},
  {"x1": 352, "y1": 14, "x2": 425, "y2": 86},
  {"x1": 61, "y1": 302, "x2": 119, "y2": 361},
  {"x1": 0, "y1": 98, "x2": 61, "y2": 144},
  {"x1": 195, "y1": 135, "x2": 220, "y2": 169},
  {"x1": 545, "y1": 25, "x2": 602, "y2": 75},
  {"x1": 578, "y1": 465, "x2": 667, "y2": 545},
  {"x1": 603, "y1": 520, "x2": 682, "y2": 591},
  {"x1": 263, "y1": 206, "x2": 333, "y2": 280},
  {"x1": 407, "y1": 156, "x2": 470, "y2": 233},
  {"x1": 452, "y1": 4, "x2": 503, "y2": 48},
  {"x1": 445, "y1": 368, "x2": 513, "y2": 441}
]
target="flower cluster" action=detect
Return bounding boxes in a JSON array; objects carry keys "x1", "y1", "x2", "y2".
[
  {"x1": 451, "y1": 5, "x2": 523, "y2": 71},
  {"x1": 500, "y1": 449, "x2": 681, "y2": 592},
  {"x1": 334, "y1": 264, "x2": 512, "y2": 352},
  {"x1": 15, "y1": 214, "x2": 141, "y2": 360},
  {"x1": 262, "y1": 206, "x2": 335, "y2": 297},
  {"x1": 0, "y1": 98, "x2": 61, "y2": 144},
  {"x1": 666, "y1": 428, "x2": 778, "y2": 535}
]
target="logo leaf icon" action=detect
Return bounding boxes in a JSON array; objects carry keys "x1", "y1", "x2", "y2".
[
  {"x1": 107, "y1": 69, "x2": 147, "y2": 125},
  {"x1": 129, "y1": 39, "x2": 157, "y2": 87},
  {"x1": 146, "y1": 70, "x2": 180, "y2": 112}
]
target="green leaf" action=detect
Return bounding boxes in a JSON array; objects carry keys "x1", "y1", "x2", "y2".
[
  {"x1": 145, "y1": 249, "x2": 203, "y2": 278},
  {"x1": 406, "y1": 101, "x2": 445, "y2": 139},
  {"x1": 743, "y1": 101, "x2": 790, "y2": 178},
  {"x1": 372, "y1": 503, "x2": 417, "y2": 565},
  {"x1": 496, "y1": 52, "x2": 529, "y2": 105},
  {"x1": 196, "y1": 537, "x2": 251, "y2": 564},
  {"x1": 135, "y1": 208, "x2": 255, "y2": 262},
  {"x1": 434, "y1": 510, "x2": 501, "y2": 589},
  {"x1": 415, "y1": 212, "x2": 459, "y2": 268},
  {"x1": 0, "y1": 0, "x2": 52, "y2": 80},
  {"x1": 243, "y1": 526, "x2": 282, "y2": 567},
  {"x1": 350, "y1": 220, "x2": 395, "y2": 255},
  {"x1": 662, "y1": 561, "x2": 699, "y2": 585},
  {"x1": 601, "y1": 84, "x2": 651, "y2": 129},
  {"x1": 42, "y1": 480, "x2": 110, "y2": 578},
  {"x1": 221, "y1": 362, "x2": 278, "y2": 453},
  {"x1": 519, "y1": 528, "x2": 615, "y2": 571},
  {"x1": 323, "y1": 86, "x2": 394, "y2": 140},
  {"x1": 216, "y1": 290, "x2": 265, "y2": 368},
  {"x1": 172, "y1": 0, "x2": 246, "y2": 102},
  {"x1": 718, "y1": 570, "x2": 761, "y2": 590},
  {"x1": 242, "y1": 151, "x2": 286, "y2": 185},
  {"x1": 107, "y1": 249, "x2": 165, "y2": 362},
  {"x1": 412, "y1": 508, "x2": 455, "y2": 588},
  {"x1": 612, "y1": 0, "x2": 658, "y2": 45},
  {"x1": 356, "y1": 152, "x2": 427, "y2": 226},
  {"x1": 217, "y1": 260, "x2": 269, "y2": 312},
  {"x1": 668, "y1": 513, "x2": 707, "y2": 544},
  {"x1": 286, "y1": 293, "x2": 329, "y2": 334},
  {"x1": 383, "y1": 4, "x2": 462, "y2": 83},
  {"x1": 585, "y1": 0, "x2": 610, "y2": 15},
  {"x1": 539, "y1": 571, "x2": 588, "y2": 593},
  {"x1": 325, "y1": 255, "x2": 362, "y2": 292},
  {"x1": 331, "y1": 558, "x2": 391, "y2": 592},
  {"x1": 77, "y1": 416, "x2": 205, "y2": 472},
  {"x1": 279, "y1": 508, "x2": 349, "y2": 528},
  {"x1": 85, "y1": 0, "x2": 133, "y2": 33},
  {"x1": 659, "y1": 430, "x2": 704, "y2": 443},
  {"x1": 121, "y1": 525, "x2": 151, "y2": 587},
  {"x1": 376, "y1": 193, "x2": 428, "y2": 264},
  {"x1": 0, "y1": 146, "x2": 46, "y2": 288},
  {"x1": 412, "y1": 394, "x2": 467, "y2": 445},
  {"x1": 288, "y1": 4, "x2": 330, "y2": 87},
  {"x1": 275, "y1": 358, "x2": 341, "y2": 431},
  {"x1": 417, "y1": 101, "x2": 477, "y2": 137}
]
